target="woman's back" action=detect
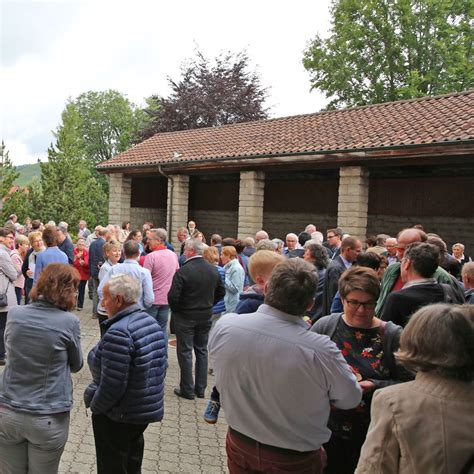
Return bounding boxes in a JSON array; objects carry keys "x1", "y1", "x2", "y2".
[{"x1": 0, "y1": 301, "x2": 82, "y2": 413}]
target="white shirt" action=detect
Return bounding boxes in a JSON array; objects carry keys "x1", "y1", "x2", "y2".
[{"x1": 209, "y1": 304, "x2": 362, "y2": 451}]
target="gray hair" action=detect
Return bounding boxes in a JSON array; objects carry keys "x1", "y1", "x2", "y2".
[
  {"x1": 452, "y1": 243, "x2": 465, "y2": 252},
  {"x1": 184, "y1": 238, "x2": 204, "y2": 255},
  {"x1": 256, "y1": 239, "x2": 277, "y2": 251},
  {"x1": 376, "y1": 234, "x2": 390, "y2": 246},
  {"x1": 58, "y1": 221, "x2": 68, "y2": 233},
  {"x1": 151, "y1": 228, "x2": 168, "y2": 243},
  {"x1": 107, "y1": 273, "x2": 141, "y2": 304},
  {"x1": 310, "y1": 231, "x2": 324, "y2": 245},
  {"x1": 123, "y1": 240, "x2": 140, "y2": 258}
]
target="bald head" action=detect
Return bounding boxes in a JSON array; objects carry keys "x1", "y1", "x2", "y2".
[
  {"x1": 396, "y1": 228, "x2": 427, "y2": 259},
  {"x1": 255, "y1": 230, "x2": 269, "y2": 242}
]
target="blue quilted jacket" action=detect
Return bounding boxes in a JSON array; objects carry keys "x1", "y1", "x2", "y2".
[{"x1": 84, "y1": 304, "x2": 166, "y2": 424}]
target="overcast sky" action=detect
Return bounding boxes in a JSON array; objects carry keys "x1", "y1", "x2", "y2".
[{"x1": 1, "y1": 0, "x2": 331, "y2": 166}]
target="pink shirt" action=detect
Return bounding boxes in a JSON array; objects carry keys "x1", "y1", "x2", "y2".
[{"x1": 143, "y1": 248, "x2": 179, "y2": 305}]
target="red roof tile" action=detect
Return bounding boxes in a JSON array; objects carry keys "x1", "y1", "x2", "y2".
[{"x1": 98, "y1": 90, "x2": 474, "y2": 170}]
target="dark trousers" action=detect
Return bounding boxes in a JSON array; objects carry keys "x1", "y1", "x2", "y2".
[
  {"x1": 323, "y1": 434, "x2": 364, "y2": 474},
  {"x1": 174, "y1": 315, "x2": 212, "y2": 396},
  {"x1": 77, "y1": 280, "x2": 87, "y2": 309},
  {"x1": 14, "y1": 287, "x2": 22, "y2": 305},
  {"x1": 91, "y1": 277, "x2": 100, "y2": 316},
  {"x1": 92, "y1": 414, "x2": 148, "y2": 474},
  {"x1": 24, "y1": 278, "x2": 33, "y2": 305},
  {"x1": 226, "y1": 429, "x2": 324, "y2": 474},
  {"x1": 0, "y1": 312, "x2": 6, "y2": 360}
]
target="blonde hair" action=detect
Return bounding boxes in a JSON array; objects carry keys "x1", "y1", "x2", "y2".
[
  {"x1": 203, "y1": 246, "x2": 219, "y2": 265},
  {"x1": 15, "y1": 234, "x2": 29, "y2": 248},
  {"x1": 248, "y1": 250, "x2": 285, "y2": 282},
  {"x1": 103, "y1": 240, "x2": 121, "y2": 257},
  {"x1": 221, "y1": 246, "x2": 237, "y2": 259},
  {"x1": 28, "y1": 231, "x2": 42, "y2": 245}
]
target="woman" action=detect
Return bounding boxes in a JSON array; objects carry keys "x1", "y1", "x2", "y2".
[
  {"x1": 97, "y1": 240, "x2": 121, "y2": 335},
  {"x1": 10, "y1": 235, "x2": 30, "y2": 305},
  {"x1": 203, "y1": 246, "x2": 225, "y2": 320},
  {"x1": 303, "y1": 242, "x2": 329, "y2": 322},
  {"x1": 356, "y1": 304, "x2": 474, "y2": 474},
  {"x1": 0, "y1": 228, "x2": 18, "y2": 365},
  {"x1": 0, "y1": 264, "x2": 83, "y2": 473},
  {"x1": 21, "y1": 231, "x2": 44, "y2": 304},
  {"x1": 125, "y1": 229, "x2": 144, "y2": 255},
  {"x1": 220, "y1": 246, "x2": 245, "y2": 314},
  {"x1": 73, "y1": 237, "x2": 90, "y2": 311},
  {"x1": 312, "y1": 266, "x2": 410, "y2": 474},
  {"x1": 118, "y1": 221, "x2": 130, "y2": 243}
]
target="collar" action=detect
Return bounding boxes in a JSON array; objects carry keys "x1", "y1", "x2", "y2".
[
  {"x1": 101, "y1": 303, "x2": 142, "y2": 328},
  {"x1": 340, "y1": 255, "x2": 352, "y2": 268},
  {"x1": 123, "y1": 259, "x2": 139, "y2": 265},
  {"x1": 151, "y1": 245, "x2": 167, "y2": 251},
  {"x1": 403, "y1": 278, "x2": 437, "y2": 289},
  {"x1": 256, "y1": 304, "x2": 309, "y2": 328},
  {"x1": 183, "y1": 255, "x2": 202, "y2": 264}
]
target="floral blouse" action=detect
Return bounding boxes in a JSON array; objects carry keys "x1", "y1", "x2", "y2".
[{"x1": 329, "y1": 317, "x2": 390, "y2": 441}]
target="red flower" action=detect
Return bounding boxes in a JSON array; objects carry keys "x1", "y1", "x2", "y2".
[{"x1": 361, "y1": 348, "x2": 373, "y2": 358}]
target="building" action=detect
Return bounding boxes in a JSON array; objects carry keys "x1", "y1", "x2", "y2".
[{"x1": 98, "y1": 90, "x2": 474, "y2": 253}]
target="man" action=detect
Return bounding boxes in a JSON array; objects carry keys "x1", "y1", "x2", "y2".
[
  {"x1": 375, "y1": 228, "x2": 464, "y2": 315},
  {"x1": 85, "y1": 274, "x2": 166, "y2": 474},
  {"x1": 380, "y1": 243, "x2": 455, "y2": 327},
  {"x1": 255, "y1": 230, "x2": 269, "y2": 243},
  {"x1": 284, "y1": 233, "x2": 304, "y2": 258},
  {"x1": 176, "y1": 227, "x2": 189, "y2": 256},
  {"x1": 143, "y1": 228, "x2": 179, "y2": 350},
  {"x1": 209, "y1": 259, "x2": 361, "y2": 473},
  {"x1": 325, "y1": 228, "x2": 343, "y2": 259},
  {"x1": 322, "y1": 236, "x2": 362, "y2": 315},
  {"x1": 57, "y1": 224, "x2": 74, "y2": 264},
  {"x1": 168, "y1": 239, "x2": 225, "y2": 400},
  {"x1": 210, "y1": 234, "x2": 223, "y2": 256},
  {"x1": 242, "y1": 236, "x2": 255, "y2": 257},
  {"x1": 99, "y1": 240, "x2": 154, "y2": 312},
  {"x1": 366, "y1": 234, "x2": 389, "y2": 256},
  {"x1": 461, "y1": 261, "x2": 474, "y2": 304},
  {"x1": 34, "y1": 226, "x2": 68, "y2": 283},
  {"x1": 385, "y1": 237, "x2": 399, "y2": 265},
  {"x1": 305, "y1": 224, "x2": 317, "y2": 235},
  {"x1": 89, "y1": 226, "x2": 108, "y2": 318},
  {"x1": 78, "y1": 220, "x2": 91, "y2": 239}
]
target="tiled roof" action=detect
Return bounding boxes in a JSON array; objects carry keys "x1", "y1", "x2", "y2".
[{"x1": 98, "y1": 90, "x2": 474, "y2": 170}]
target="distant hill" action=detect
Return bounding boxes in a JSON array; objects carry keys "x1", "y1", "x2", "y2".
[{"x1": 15, "y1": 163, "x2": 41, "y2": 187}]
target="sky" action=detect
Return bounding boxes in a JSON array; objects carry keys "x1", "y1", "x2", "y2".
[{"x1": 1, "y1": 0, "x2": 332, "y2": 166}]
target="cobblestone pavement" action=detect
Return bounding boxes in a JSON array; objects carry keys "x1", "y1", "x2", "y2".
[{"x1": 57, "y1": 298, "x2": 228, "y2": 473}]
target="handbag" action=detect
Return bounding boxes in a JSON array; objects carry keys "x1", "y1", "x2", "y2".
[{"x1": 0, "y1": 281, "x2": 9, "y2": 307}]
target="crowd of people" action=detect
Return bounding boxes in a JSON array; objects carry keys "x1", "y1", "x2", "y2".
[{"x1": 0, "y1": 213, "x2": 472, "y2": 473}]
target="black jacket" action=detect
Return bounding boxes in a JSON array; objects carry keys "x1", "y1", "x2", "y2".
[
  {"x1": 168, "y1": 256, "x2": 225, "y2": 321},
  {"x1": 322, "y1": 256, "x2": 347, "y2": 316}
]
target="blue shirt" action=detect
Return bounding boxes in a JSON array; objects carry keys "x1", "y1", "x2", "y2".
[
  {"x1": 34, "y1": 247, "x2": 68, "y2": 283},
  {"x1": 98, "y1": 259, "x2": 154, "y2": 310}
]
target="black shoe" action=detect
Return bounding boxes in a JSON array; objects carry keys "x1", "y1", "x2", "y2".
[
  {"x1": 0, "y1": 359, "x2": 5, "y2": 366},
  {"x1": 195, "y1": 391, "x2": 205, "y2": 399},
  {"x1": 174, "y1": 388, "x2": 194, "y2": 400}
]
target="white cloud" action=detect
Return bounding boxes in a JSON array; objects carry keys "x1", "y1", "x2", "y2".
[{"x1": 1, "y1": 0, "x2": 331, "y2": 166}]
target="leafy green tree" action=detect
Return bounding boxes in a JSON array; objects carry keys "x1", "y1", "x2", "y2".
[
  {"x1": 140, "y1": 51, "x2": 269, "y2": 139},
  {"x1": 0, "y1": 141, "x2": 20, "y2": 199},
  {"x1": 1, "y1": 187, "x2": 33, "y2": 223},
  {"x1": 39, "y1": 106, "x2": 108, "y2": 228},
  {"x1": 303, "y1": 0, "x2": 473, "y2": 109}
]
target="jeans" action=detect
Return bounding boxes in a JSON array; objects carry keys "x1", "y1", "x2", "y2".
[
  {"x1": 92, "y1": 414, "x2": 148, "y2": 474},
  {"x1": 0, "y1": 406, "x2": 70, "y2": 474},
  {"x1": 173, "y1": 315, "x2": 212, "y2": 396},
  {"x1": 147, "y1": 304, "x2": 169, "y2": 355},
  {"x1": 0, "y1": 311, "x2": 7, "y2": 360},
  {"x1": 77, "y1": 280, "x2": 87, "y2": 309},
  {"x1": 226, "y1": 429, "x2": 324, "y2": 474}
]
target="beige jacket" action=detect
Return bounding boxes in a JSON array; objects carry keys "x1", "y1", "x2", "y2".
[{"x1": 356, "y1": 372, "x2": 474, "y2": 474}]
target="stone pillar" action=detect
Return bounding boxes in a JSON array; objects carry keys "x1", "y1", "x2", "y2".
[
  {"x1": 237, "y1": 171, "x2": 265, "y2": 239},
  {"x1": 167, "y1": 174, "x2": 189, "y2": 250},
  {"x1": 337, "y1": 166, "x2": 369, "y2": 240},
  {"x1": 108, "y1": 173, "x2": 131, "y2": 225}
]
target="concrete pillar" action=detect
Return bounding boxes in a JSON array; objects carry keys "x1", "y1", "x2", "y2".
[
  {"x1": 167, "y1": 174, "x2": 189, "y2": 250},
  {"x1": 337, "y1": 166, "x2": 369, "y2": 240},
  {"x1": 108, "y1": 173, "x2": 131, "y2": 225},
  {"x1": 237, "y1": 171, "x2": 265, "y2": 239}
]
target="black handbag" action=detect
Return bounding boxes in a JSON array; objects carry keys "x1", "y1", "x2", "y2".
[{"x1": 0, "y1": 281, "x2": 10, "y2": 307}]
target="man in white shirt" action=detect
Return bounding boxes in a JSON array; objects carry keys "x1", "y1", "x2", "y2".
[{"x1": 209, "y1": 258, "x2": 362, "y2": 473}]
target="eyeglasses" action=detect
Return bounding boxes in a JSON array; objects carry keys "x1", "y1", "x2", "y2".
[
  {"x1": 327, "y1": 235, "x2": 337, "y2": 239},
  {"x1": 345, "y1": 299, "x2": 376, "y2": 310}
]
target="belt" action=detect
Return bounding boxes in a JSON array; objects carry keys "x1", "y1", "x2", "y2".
[{"x1": 229, "y1": 427, "x2": 316, "y2": 457}]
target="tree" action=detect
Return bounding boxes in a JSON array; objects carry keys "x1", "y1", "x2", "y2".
[
  {"x1": 139, "y1": 51, "x2": 269, "y2": 139},
  {"x1": 0, "y1": 141, "x2": 19, "y2": 200},
  {"x1": 39, "y1": 105, "x2": 108, "y2": 228},
  {"x1": 303, "y1": 0, "x2": 473, "y2": 109}
]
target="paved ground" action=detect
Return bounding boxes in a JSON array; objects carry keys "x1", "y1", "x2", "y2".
[{"x1": 56, "y1": 298, "x2": 228, "y2": 473}]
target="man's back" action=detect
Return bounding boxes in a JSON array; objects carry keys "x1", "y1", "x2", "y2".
[
  {"x1": 143, "y1": 249, "x2": 179, "y2": 305},
  {"x1": 210, "y1": 304, "x2": 361, "y2": 451}
]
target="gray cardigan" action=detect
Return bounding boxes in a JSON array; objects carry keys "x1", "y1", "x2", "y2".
[
  {"x1": 0, "y1": 244, "x2": 19, "y2": 313},
  {"x1": 0, "y1": 300, "x2": 83, "y2": 413},
  {"x1": 312, "y1": 313, "x2": 413, "y2": 389}
]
